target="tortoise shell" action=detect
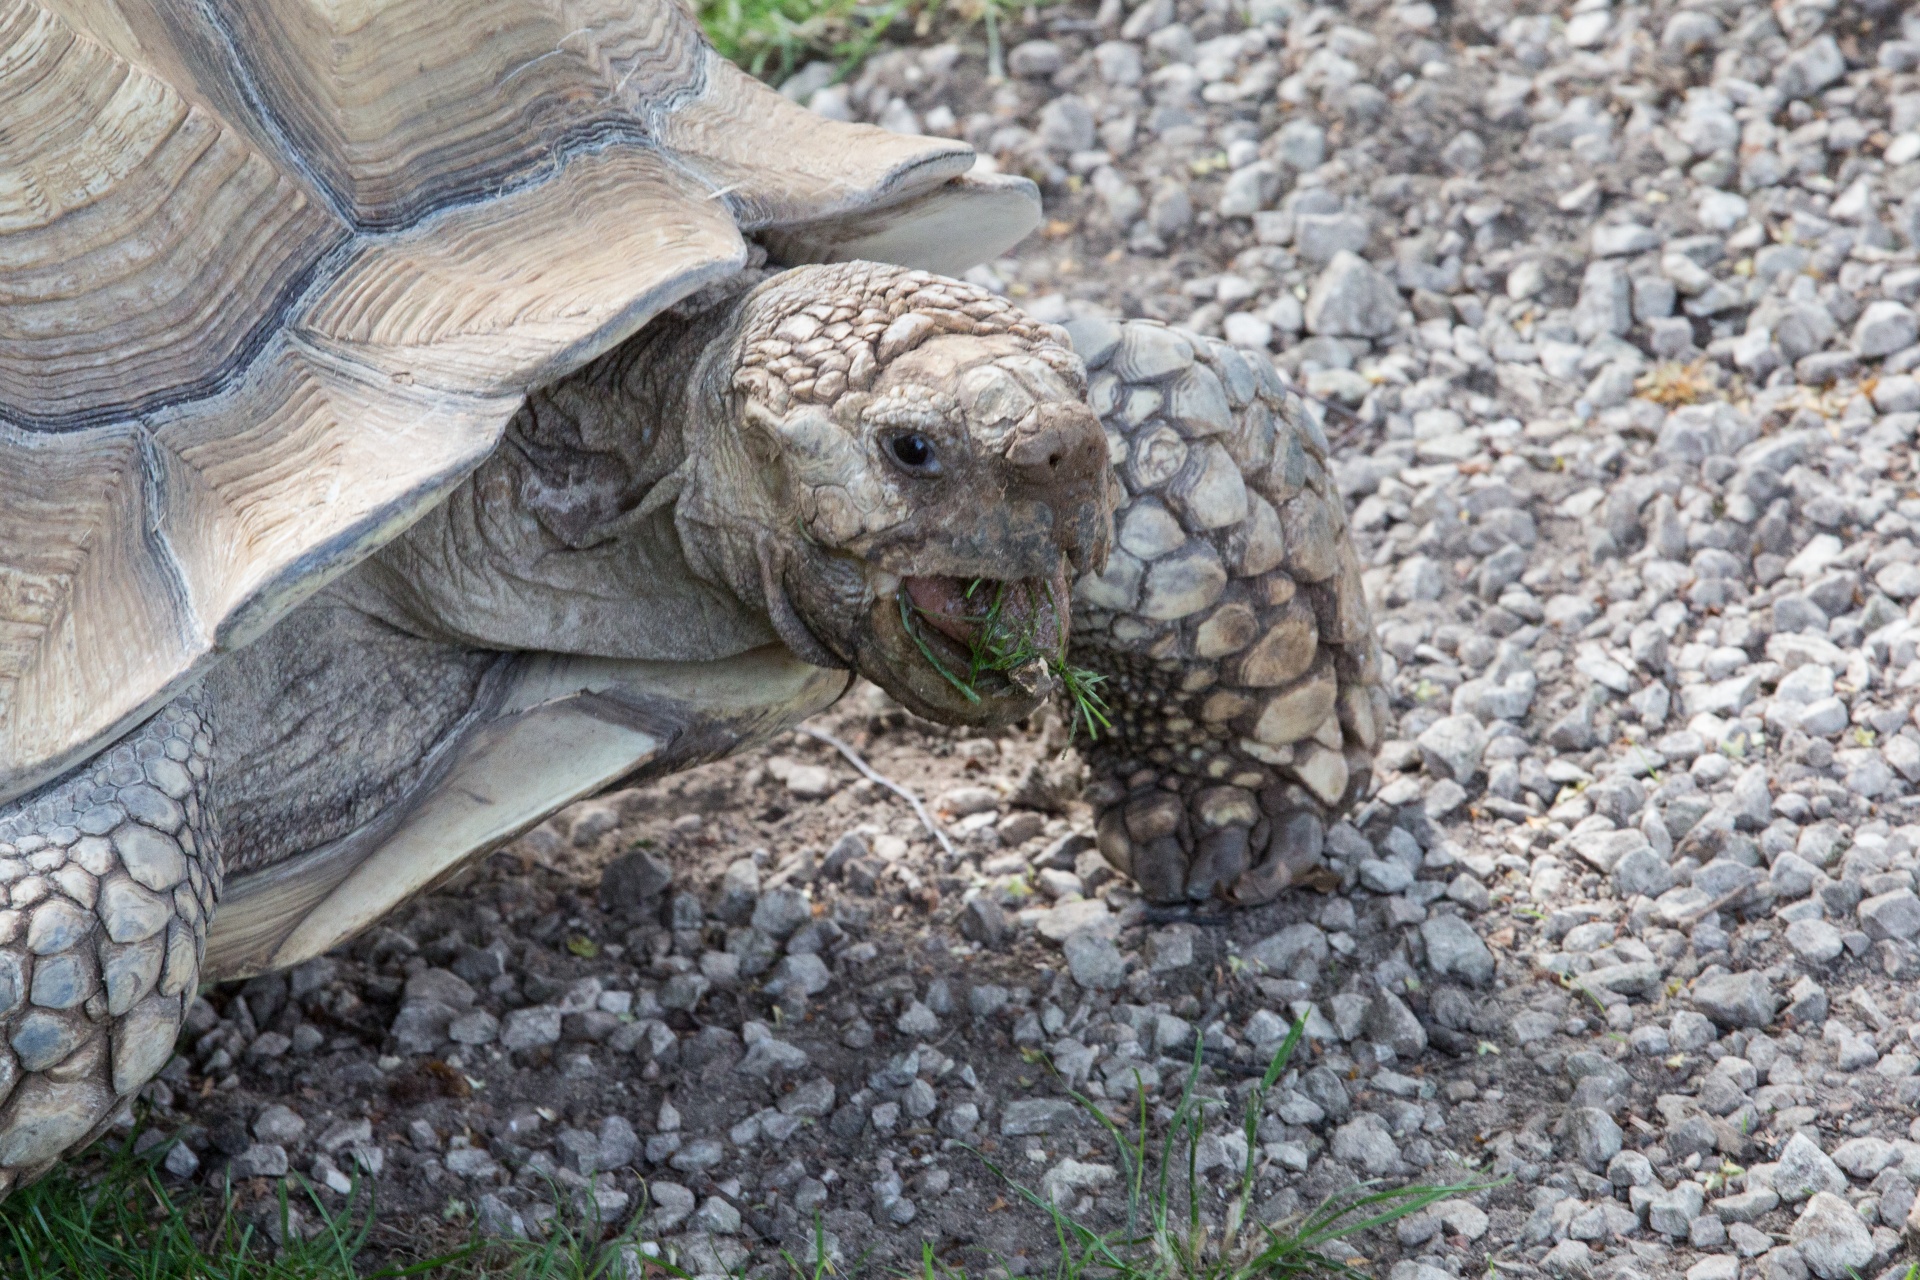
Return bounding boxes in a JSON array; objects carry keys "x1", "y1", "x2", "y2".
[{"x1": 0, "y1": 0, "x2": 1038, "y2": 801}]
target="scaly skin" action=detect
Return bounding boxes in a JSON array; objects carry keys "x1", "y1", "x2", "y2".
[
  {"x1": 1067, "y1": 319, "x2": 1387, "y2": 905},
  {"x1": 0, "y1": 690, "x2": 216, "y2": 1191}
]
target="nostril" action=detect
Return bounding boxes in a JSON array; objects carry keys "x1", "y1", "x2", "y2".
[{"x1": 1006, "y1": 406, "x2": 1102, "y2": 479}]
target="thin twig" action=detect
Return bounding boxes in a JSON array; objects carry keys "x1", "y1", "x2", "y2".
[
  {"x1": 1141, "y1": 904, "x2": 1235, "y2": 927},
  {"x1": 1671, "y1": 884, "x2": 1752, "y2": 924},
  {"x1": 797, "y1": 725, "x2": 957, "y2": 860}
]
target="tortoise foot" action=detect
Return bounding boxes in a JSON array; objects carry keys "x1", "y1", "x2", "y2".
[
  {"x1": 0, "y1": 695, "x2": 217, "y2": 1194},
  {"x1": 1095, "y1": 782, "x2": 1329, "y2": 907}
]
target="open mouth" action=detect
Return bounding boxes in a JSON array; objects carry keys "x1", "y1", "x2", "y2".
[
  {"x1": 893, "y1": 570, "x2": 1110, "y2": 737},
  {"x1": 903, "y1": 574, "x2": 1064, "y2": 655}
]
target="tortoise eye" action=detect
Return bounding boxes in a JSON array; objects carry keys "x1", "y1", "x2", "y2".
[{"x1": 887, "y1": 432, "x2": 939, "y2": 474}]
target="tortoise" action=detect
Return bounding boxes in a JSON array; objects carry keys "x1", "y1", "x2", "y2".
[{"x1": 0, "y1": 0, "x2": 1385, "y2": 1183}]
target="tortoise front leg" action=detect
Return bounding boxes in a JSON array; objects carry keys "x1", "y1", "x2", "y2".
[
  {"x1": 1066, "y1": 319, "x2": 1387, "y2": 906},
  {"x1": 0, "y1": 691, "x2": 217, "y2": 1194}
]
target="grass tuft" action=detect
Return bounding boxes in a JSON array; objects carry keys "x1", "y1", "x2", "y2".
[
  {"x1": 969, "y1": 1015, "x2": 1502, "y2": 1279},
  {"x1": 0, "y1": 1137, "x2": 450, "y2": 1280},
  {"x1": 0, "y1": 1137, "x2": 674, "y2": 1280},
  {"x1": 696, "y1": 0, "x2": 843, "y2": 82},
  {"x1": 695, "y1": 0, "x2": 1046, "y2": 85},
  {"x1": 695, "y1": 0, "x2": 905, "y2": 83}
]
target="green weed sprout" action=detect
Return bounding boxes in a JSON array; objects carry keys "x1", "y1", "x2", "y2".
[
  {"x1": 697, "y1": 0, "x2": 1059, "y2": 92},
  {"x1": 0, "y1": 1133, "x2": 680, "y2": 1280},
  {"x1": 971, "y1": 1015, "x2": 1503, "y2": 1279},
  {"x1": 697, "y1": 0, "x2": 911, "y2": 83},
  {"x1": 0, "y1": 1133, "x2": 466, "y2": 1280}
]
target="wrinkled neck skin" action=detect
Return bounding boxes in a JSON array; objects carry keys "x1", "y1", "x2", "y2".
[
  {"x1": 338, "y1": 278, "x2": 823, "y2": 668},
  {"x1": 670, "y1": 333, "x2": 869, "y2": 673},
  {"x1": 203, "y1": 283, "x2": 843, "y2": 876}
]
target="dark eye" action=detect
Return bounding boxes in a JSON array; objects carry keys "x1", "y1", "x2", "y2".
[{"x1": 888, "y1": 432, "x2": 939, "y2": 474}]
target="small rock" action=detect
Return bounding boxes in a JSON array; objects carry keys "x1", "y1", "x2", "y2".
[
  {"x1": 1419, "y1": 914, "x2": 1494, "y2": 986},
  {"x1": 894, "y1": 1001, "x2": 940, "y2": 1036},
  {"x1": 230, "y1": 1143, "x2": 289, "y2": 1179},
  {"x1": 751, "y1": 888, "x2": 812, "y2": 939},
  {"x1": 1773, "y1": 1132, "x2": 1849, "y2": 1202},
  {"x1": 1001, "y1": 1098, "x2": 1075, "y2": 1136},
  {"x1": 1685, "y1": 1257, "x2": 1737, "y2": 1280},
  {"x1": 937, "y1": 786, "x2": 1000, "y2": 818},
  {"x1": 778, "y1": 1078, "x2": 837, "y2": 1120},
  {"x1": 1364, "y1": 992, "x2": 1427, "y2": 1059},
  {"x1": 599, "y1": 849, "x2": 672, "y2": 910},
  {"x1": 1713, "y1": 1187, "x2": 1779, "y2": 1223},
  {"x1": 768, "y1": 953, "x2": 832, "y2": 998},
  {"x1": 1855, "y1": 301, "x2": 1918, "y2": 359},
  {"x1": 960, "y1": 896, "x2": 1009, "y2": 948},
  {"x1": 1691, "y1": 972, "x2": 1777, "y2": 1029},
  {"x1": 1359, "y1": 859, "x2": 1414, "y2": 894},
  {"x1": 445, "y1": 1146, "x2": 500, "y2": 1179},
  {"x1": 474, "y1": 1193, "x2": 526, "y2": 1239},
  {"x1": 738, "y1": 1035, "x2": 809, "y2": 1076},
  {"x1": 780, "y1": 763, "x2": 835, "y2": 799},
  {"x1": 694, "y1": 1195, "x2": 741, "y2": 1234},
  {"x1": 1304, "y1": 251, "x2": 1401, "y2": 338},
  {"x1": 1785, "y1": 918, "x2": 1844, "y2": 963},
  {"x1": 1788, "y1": 1191, "x2": 1873, "y2": 1279},
  {"x1": 388, "y1": 1001, "x2": 455, "y2": 1055},
  {"x1": 1648, "y1": 1181, "x2": 1706, "y2": 1236},
  {"x1": 252, "y1": 1104, "x2": 305, "y2": 1146},
  {"x1": 1859, "y1": 890, "x2": 1920, "y2": 941},
  {"x1": 1541, "y1": 1238, "x2": 1594, "y2": 1277},
  {"x1": 1062, "y1": 931, "x2": 1127, "y2": 990},
  {"x1": 1670, "y1": 1010, "x2": 1716, "y2": 1050},
  {"x1": 644, "y1": 1181, "x2": 696, "y2": 1231},
  {"x1": 1041, "y1": 1158, "x2": 1117, "y2": 1207},
  {"x1": 1145, "y1": 926, "x2": 1195, "y2": 972},
  {"x1": 1330, "y1": 1113, "x2": 1398, "y2": 1175},
  {"x1": 162, "y1": 1142, "x2": 199, "y2": 1179},
  {"x1": 1561, "y1": 1107, "x2": 1623, "y2": 1170},
  {"x1": 1416, "y1": 715, "x2": 1487, "y2": 782},
  {"x1": 448, "y1": 1010, "x2": 498, "y2": 1045},
  {"x1": 500, "y1": 1006, "x2": 563, "y2": 1051}
]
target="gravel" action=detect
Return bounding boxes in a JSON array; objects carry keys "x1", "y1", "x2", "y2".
[{"x1": 88, "y1": 1, "x2": 1920, "y2": 1277}]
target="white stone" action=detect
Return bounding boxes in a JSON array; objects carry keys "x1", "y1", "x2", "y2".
[
  {"x1": 1784, "y1": 918, "x2": 1843, "y2": 963},
  {"x1": 1697, "y1": 190, "x2": 1748, "y2": 232},
  {"x1": 1771, "y1": 1132, "x2": 1847, "y2": 1202},
  {"x1": 1304, "y1": 251, "x2": 1401, "y2": 338},
  {"x1": 1854, "y1": 301, "x2": 1918, "y2": 358},
  {"x1": 1788, "y1": 1191, "x2": 1873, "y2": 1279},
  {"x1": 1221, "y1": 311, "x2": 1272, "y2": 350}
]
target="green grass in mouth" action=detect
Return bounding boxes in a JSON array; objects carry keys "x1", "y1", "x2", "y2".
[{"x1": 899, "y1": 579, "x2": 1112, "y2": 741}]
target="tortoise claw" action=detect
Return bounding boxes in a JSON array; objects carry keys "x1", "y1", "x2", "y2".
[{"x1": 1094, "y1": 785, "x2": 1331, "y2": 907}]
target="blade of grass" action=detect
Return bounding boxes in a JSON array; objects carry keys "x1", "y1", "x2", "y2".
[
  {"x1": 966, "y1": 1015, "x2": 1504, "y2": 1280},
  {"x1": 899, "y1": 580, "x2": 1111, "y2": 740}
]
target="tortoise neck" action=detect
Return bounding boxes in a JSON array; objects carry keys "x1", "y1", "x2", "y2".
[{"x1": 330, "y1": 280, "x2": 783, "y2": 664}]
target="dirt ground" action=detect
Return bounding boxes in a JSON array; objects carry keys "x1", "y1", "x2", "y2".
[{"x1": 146, "y1": 684, "x2": 1510, "y2": 1274}]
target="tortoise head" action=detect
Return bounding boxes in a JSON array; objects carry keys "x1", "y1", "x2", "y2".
[{"x1": 695, "y1": 262, "x2": 1113, "y2": 728}]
